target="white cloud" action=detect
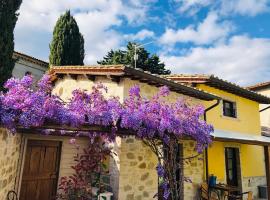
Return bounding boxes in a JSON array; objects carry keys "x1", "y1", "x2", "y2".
[
  {"x1": 161, "y1": 35, "x2": 270, "y2": 86},
  {"x1": 159, "y1": 12, "x2": 233, "y2": 46},
  {"x1": 174, "y1": 0, "x2": 269, "y2": 17},
  {"x1": 124, "y1": 29, "x2": 155, "y2": 41},
  {"x1": 15, "y1": 0, "x2": 152, "y2": 64},
  {"x1": 175, "y1": 0, "x2": 214, "y2": 16},
  {"x1": 220, "y1": 0, "x2": 269, "y2": 16}
]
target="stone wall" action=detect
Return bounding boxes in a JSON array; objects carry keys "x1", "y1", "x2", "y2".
[
  {"x1": 183, "y1": 140, "x2": 205, "y2": 200},
  {"x1": 242, "y1": 176, "x2": 266, "y2": 199},
  {"x1": 0, "y1": 128, "x2": 21, "y2": 199},
  {"x1": 113, "y1": 138, "x2": 206, "y2": 200},
  {"x1": 117, "y1": 137, "x2": 158, "y2": 200},
  {"x1": 109, "y1": 137, "x2": 122, "y2": 198}
]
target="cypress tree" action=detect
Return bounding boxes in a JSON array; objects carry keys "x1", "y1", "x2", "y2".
[
  {"x1": 0, "y1": 0, "x2": 22, "y2": 90},
  {"x1": 49, "y1": 11, "x2": 84, "y2": 66}
]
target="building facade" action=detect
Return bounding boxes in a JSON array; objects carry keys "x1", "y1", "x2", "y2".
[
  {"x1": 12, "y1": 51, "x2": 48, "y2": 82},
  {"x1": 166, "y1": 74, "x2": 270, "y2": 199},
  {"x1": 1, "y1": 66, "x2": 270, "y2": 200}
]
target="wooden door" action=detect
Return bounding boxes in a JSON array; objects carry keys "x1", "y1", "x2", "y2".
[
  {"x1": 225, "y1": 147, "x2": 239, "y2": 187},
  {"x1": 20, "y1": 140, "x2": 62, "y2": 200}
]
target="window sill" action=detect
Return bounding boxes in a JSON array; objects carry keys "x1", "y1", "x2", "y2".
[{"x1": 220, "y1": 115, "x2": 240, "y2": 121}]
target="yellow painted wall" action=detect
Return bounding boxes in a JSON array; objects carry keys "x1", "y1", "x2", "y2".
[
  {"x1": 197, "y1": 84, "x2": 261, "y2": 135},
  {"x1": 196, "y1": 84, "x2": 265, "y2": 180},
  {"x1": 208, "y1": 142, "x2": 265, "y2": 181}
]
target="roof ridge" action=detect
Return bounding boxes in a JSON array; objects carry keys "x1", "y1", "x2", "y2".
[
  {"x1": 247, "y1": 81, "x2": 270, "y2": 90},
  {"x1": 13, "y1": 51, "x2": 48, "y2": 67},
  {"x1": 162, "y1": 74, "x2": 211, "y2": 77},
  {"x1": 164, "y1": 74, "x2": 270, "y2": 104}
]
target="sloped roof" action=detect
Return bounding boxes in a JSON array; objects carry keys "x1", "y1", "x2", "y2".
[
  {"x1": 163, "y1": 74, "x2": 270, "y2": 104},
  {"x1": 247, "y1": 81, "x2": 270, "y2": 91},
  {"x1": 49, "y1": 65, "x2": 219, "y2": 101},
  {"x1": 13, "y1": 51, "x2": 48, "y2": 68}
]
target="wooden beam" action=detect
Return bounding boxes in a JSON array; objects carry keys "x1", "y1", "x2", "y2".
[
  {"x1": 17, "y1": 124, "x2": 135, "y2": 136},
  {"x1": 205, "y1": 148, "x2": 209, "y2": 182},
  {"x1": 264, "y1": 146, "x2": 270, "y2": 200},
  {"x1": 109, "y1": 75, "x2": 121, "y2": 83},
  {"x1": 57, "y1": 74, "x2": 65, "y2": 79},
  {"x1": 86, "y1": 75, "x2": 96, "y2": 81},
  {"x1": 69, "y1": 74, "x2": 78, "y2": 80}
]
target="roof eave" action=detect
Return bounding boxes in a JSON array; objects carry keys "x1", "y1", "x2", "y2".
[
  {"x1": 49, "y1": 65, "x2": 219, "y2": 101},
  {"x1": 13, "y1": 51, "x2": 49, "y2": 68},
  {"x1": 123, "y1": 67, "x2": 219, "y2": 101},
  {"x1": 208, "y1": 76, "x2": 270, "y2": 104}
]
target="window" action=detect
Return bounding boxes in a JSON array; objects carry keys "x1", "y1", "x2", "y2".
[
  {"x1": 223, "y1": 100, "x2": 237, "y2": 118},
  {"x1": 25, "y1": 71, "x2": 32, "y2": 76}
]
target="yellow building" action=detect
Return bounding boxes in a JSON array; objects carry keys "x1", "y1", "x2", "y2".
[{"x1": 166, "y1": 74, "x2": 270, "y2": 199}]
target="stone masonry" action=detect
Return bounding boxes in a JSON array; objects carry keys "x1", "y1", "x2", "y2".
[
  {"x1": 242, "y1": 176, "x2": 266, "y2": 199},
  {"x1": 183, "y1": 140, "x2": 205, "y2": 200},
  {"x1": 117, "y1": 137, "x2": 158, "y2": 200},
  {"x1": 0, "y1": 128, "x2": 21, "y2": 199}
]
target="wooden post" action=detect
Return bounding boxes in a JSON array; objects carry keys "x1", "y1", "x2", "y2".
[
  {"x1": 205, "y1": 148, "x2": 209, "y2": 182},
  {"x1": 264, "y1": 146, "x2": 270, "y2": 200}
]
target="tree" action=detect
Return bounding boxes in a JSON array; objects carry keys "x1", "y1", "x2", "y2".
[
  {"x1": 0, "y1": 0, "x2": 22, "y2": 90},
  {"x1": 98, "y1": 42, "x2": 171, "y2": 75},
  {"x1": 49, "y1": 11, "x2": 84, "y2": 66}
]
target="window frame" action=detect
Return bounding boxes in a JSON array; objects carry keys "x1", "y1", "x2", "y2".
[{"x1": 222, "y1": 99, "x2": 237, "y2": 118}]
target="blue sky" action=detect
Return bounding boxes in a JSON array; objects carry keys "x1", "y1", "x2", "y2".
[{"x1": 14, "y1": 0, "x2": 270, "y2": 86}]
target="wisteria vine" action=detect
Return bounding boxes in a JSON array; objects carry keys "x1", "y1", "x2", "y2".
[{"x1": 0, "y1": 75, "x2": 213, "y2": 199}]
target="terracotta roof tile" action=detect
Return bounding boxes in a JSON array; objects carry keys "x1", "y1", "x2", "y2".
[
  {"x1": 164, "y1": 74, "x2": 270, "y2": 104},
  {"x1": 247, "y1": 81, "x2": 270, "y2": 91},
  {"x1": 13, "y1": 51, "x2": 48, "y2": 68},
  {"x1": 49, "y1": 65, "x2": 219, "y2": 101},
  {"x1": 49, "y1": 65, "x2": 125, "y2": 75}
]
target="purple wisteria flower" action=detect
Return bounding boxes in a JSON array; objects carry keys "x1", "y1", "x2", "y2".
[
  {"x1": 156, "y1": 163, "x2": 165, "y2": 177},
  {"x1": 0, "y1": 75, "x2": 214, "y2": 199}
]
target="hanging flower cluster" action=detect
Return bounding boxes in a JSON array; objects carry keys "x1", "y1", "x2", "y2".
[
  {"x1": 121, "y1": 85, "x2": 213, "y2": 152},
  {"x1": 0, "y1": 75, "x2": 213, "y2": 148},
  {"x1": 0, "y1": 75, "x2": 214, "y2": 199},
  {"x1": 0, "y1": 75, "x2": 68, "y2": 132}
]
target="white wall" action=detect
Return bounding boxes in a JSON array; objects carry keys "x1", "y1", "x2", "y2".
[{"x1": 12, "y1": 59, "x2": 47, "y2": 83}]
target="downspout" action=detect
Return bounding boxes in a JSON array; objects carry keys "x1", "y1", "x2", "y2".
[
  {"x1": 260, "y1": 105, "x2": 270, "y2": 112},
  {"x1": 203, "y1": 99, "x2": 220, "y2": 183}
]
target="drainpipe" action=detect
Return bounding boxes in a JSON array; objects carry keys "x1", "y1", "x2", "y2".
[
  {"x1": 203, "y1": 99, "x2": 221, "y2": 182},
  {"x1": 260, "y1": 105, "x2": 270, "y2": 112}
]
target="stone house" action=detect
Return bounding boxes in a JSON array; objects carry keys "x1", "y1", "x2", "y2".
[
  {"x1": 1, "y1": 65, "x2": 270, "y2": 200},
  {"x1": 12, "y1": 51, "x2": 48, "y2": 82}
]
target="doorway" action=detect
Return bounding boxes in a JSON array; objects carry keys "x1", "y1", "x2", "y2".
[
  {"x1": 19, "y1": 140, "x2": 62, "y2": 200},
  {"x1": 225, "y1": 147, "x2": 242, "y2": 188}
]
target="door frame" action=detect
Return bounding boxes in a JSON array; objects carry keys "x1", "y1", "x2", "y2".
[
  {"x1": 224, "y1": 146, "x2": 243, "y2": 192},
  {"x1": 17, "y1": 135, "x2": 63, "y2": 199}
]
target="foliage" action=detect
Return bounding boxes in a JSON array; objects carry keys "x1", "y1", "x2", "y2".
[
  {"x1": 98, "y1": 42, "x2": 171, "y2": 75},
  {"x1": 0, "y1": 75, "x2": 213, "y2": 199},
  {"x1": 49, "y1": 10, "x2": 84, "y2": 66},
  {"x1": 0, "y1": 0, "x2": 22, "y2": 90},
  {"x1": 57, "y1": 137, "x2": 111, "y2": 200}
]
